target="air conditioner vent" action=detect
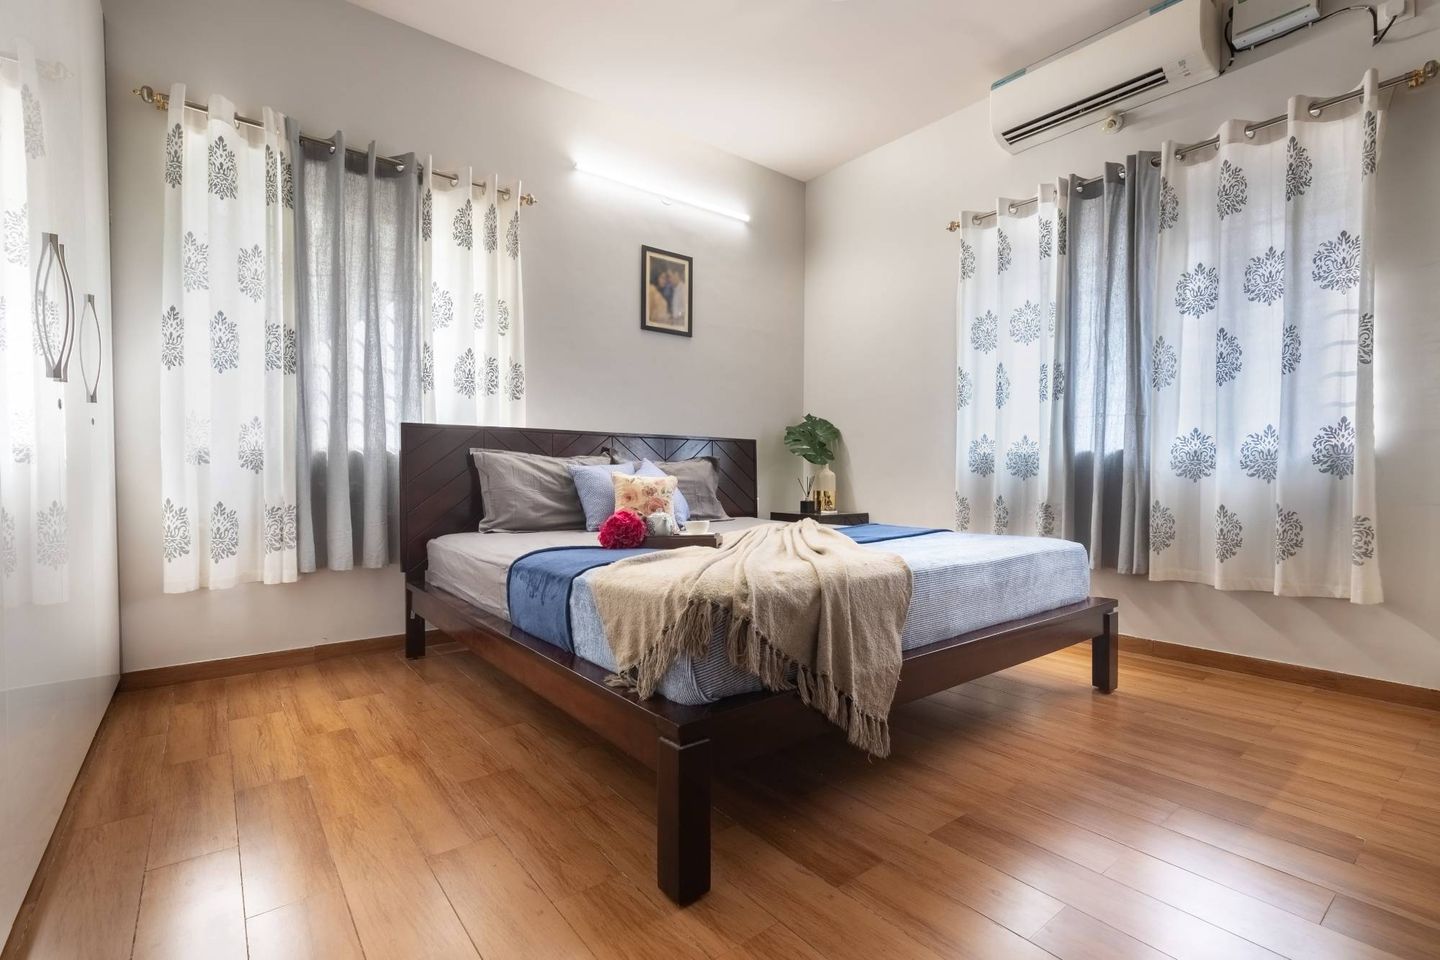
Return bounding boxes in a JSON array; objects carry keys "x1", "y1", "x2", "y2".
[{"x1": 1002, "y1": 69, "x2": 1168, "y2": 145}]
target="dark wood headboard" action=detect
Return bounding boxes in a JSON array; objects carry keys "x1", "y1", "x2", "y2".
[{"x1": 399, "y1": 422, "x2": 758, "y2": 578}]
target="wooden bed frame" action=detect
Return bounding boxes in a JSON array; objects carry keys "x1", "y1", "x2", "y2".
[{"x1": 400, "y1": 422, "x2": 1119, "y2": 905}]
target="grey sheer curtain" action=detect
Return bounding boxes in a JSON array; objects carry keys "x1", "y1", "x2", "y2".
[
  {"x1": 1063, "y1": 152, "x2": 1160, "y2": 573},
  {"x1": 289, "y1": 121, "x2": 421, "y2": 572}
]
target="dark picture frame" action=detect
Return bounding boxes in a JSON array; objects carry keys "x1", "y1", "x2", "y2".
[{"x1": 641, "y1": 245, "x2": 693, "y2": 337}]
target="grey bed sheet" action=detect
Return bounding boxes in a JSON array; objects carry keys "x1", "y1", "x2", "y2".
[{"x1": 426, "y1": 522, "x2": 1090, "y2": 706}]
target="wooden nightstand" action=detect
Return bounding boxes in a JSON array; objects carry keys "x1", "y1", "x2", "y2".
[{"x1": 770, "y1": 511, "x2": 869, "y2": 525}]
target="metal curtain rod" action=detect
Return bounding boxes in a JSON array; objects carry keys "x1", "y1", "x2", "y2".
[
  {"x1": 132, "y1": 84, "x2": 537, "y2": 206},
  {"x1": 1171, "y1": 57, "x2": 1436, "y2": 159},
  {"x1": 948, "y1": 169, "x2": 1113, "y2": 231},
  {"x1": 946, "y1": 57, "x2": 1437, "y2": 233}
]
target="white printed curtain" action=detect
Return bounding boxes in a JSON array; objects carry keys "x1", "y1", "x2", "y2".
[
  {"x1": 954, "y1": 183, "x2": 1069, "y2": 538},
  {"x1": 1149, "y1": 72, "x2": 1383, "y2": 602},
  {"x1": 421, "y1": 163, "x2": 526, "y2": 425},
  {"x1": 159, "y1": 84, "x2": 298, "y2": 592},
  {"x1": 0, "y1": 44, "x2": 68, "y2": 605}
]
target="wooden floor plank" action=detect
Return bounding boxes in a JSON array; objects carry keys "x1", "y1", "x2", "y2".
[
  {"x1": 226, "y1": 669, "x2": 290, "y2": 721},
  {"x1": 1030, "y1": 905, "x2": 1173, "y2": 960},
  {"x1": 230, "y1": 709, "x2": 306, "y2": 791},
  {"x1": 713, "y1": 825, "x2": 944, "y2": 960},
  {"x1": 147, "y1": 752, "x2": 238, "y2": 869},
  {"x1": 932, "y1": 815, "x2": 1282, "y2": 960},
  {"x1": 132, "y1": 847, "x2": 247, "y2": 960},
  {"x1": 371, "y1": 751, "x2": 483, "y2": 856},
  {"x1": 244, "y1": 890, "x2": 365, "y2": 960},
  {"x1": 235, "y1": 776, "x2": 343, "y2": 918},
  {"x1": 1009, "y1": 777, "x2": 1337, "y2": 922},
  {"x1": 1321, "y1": 894, "x2": 1440, "y2": 960},
  {"x1": 430, "y1": 835, "x2": 597, "y2": 960},
  {"x1": 842, "y1": 861, "x2": 1057, "y2": 960},
  {"x1": 164, "y1": 698, "x2": 229, "y2": 764},
  {"x1": 555, "y1": 875, "x2": 715, "y2": 960},
  {"x1": 1102, "y1": 849, "x2": 1402, "y2": 960},
  {"x1": 319, "y1": 802, "x2": 479, "y2": 960},
  {"x1": 462, "y1": 768, "x2": 617, "y2": 902}
]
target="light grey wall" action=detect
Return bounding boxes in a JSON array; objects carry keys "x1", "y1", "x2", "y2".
[
  {"x1": 805, "y1": 15, "x2": 1440, "y2": 687},
  {"x1": 104, "y1": 0, "x2": 805, "y2": 671}
]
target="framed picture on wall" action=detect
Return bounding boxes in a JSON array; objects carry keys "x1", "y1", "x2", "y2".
[{"x1": 641, "y1": 245, "x2": 693, "y2": 337}]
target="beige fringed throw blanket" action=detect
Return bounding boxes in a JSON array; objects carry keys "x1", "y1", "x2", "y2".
[{"x1": 591, "y1": 519, "x2": 911, "y2": 756}]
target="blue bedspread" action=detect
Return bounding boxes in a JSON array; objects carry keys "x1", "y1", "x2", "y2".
[
  {"x1": 505, "y1": 546, "x2": 650, "y2": 648},
  {"x1": 506, "y1": 523, "x2": 943, "y2": 650}
]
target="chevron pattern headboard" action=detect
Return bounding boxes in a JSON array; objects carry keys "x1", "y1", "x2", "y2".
[{"x1": 399, "y1": 422, "x2": 758, "y2": 577}]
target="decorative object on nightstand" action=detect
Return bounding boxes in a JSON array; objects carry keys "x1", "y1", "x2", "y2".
[
  {"x1": 770, "y1": 511, "x2": 869, "y2": 525},
  {"x1": 796, "y1": 475, "x2": 816, "y2": 513},
  {"x1": 784, "y1": 413, "x2": 840, "y2": 513}
]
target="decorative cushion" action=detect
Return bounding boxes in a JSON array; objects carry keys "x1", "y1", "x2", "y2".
[
  {"x1": 612, "y1": 473, "x2": 679, "y2": 522},
  {"x1": 655, "y1": 457, "x2": 729, "y2": 520},
  {"x1": 569, "y1": 460, "x2": 638, "y2": 531},
  {"x1": 634, "y1": 459, "x2": 690, "y2": 524},
  {"x1": 472, "y1": 449, "x2": 609, "y2": 532}
]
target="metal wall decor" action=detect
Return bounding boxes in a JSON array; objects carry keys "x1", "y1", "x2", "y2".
[
  {"x1": 78, "y1": 293, "x2": 102, "y2": 403},
  {"x1": 32, "y1": 231, "x2": 75, "y2": 382}
]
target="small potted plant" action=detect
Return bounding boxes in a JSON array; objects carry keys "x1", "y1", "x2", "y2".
[{"x1": 784, "y1": 414, "x2": 840, "y2": 513}]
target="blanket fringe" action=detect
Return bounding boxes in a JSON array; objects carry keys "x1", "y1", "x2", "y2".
[
  {"x1": 728, "y1": 618, "x2": 891, "y2": 758},
  {"x1": 609, "y1": 603, "x2": 892, "y2": 758},
  {"x1": 608, "y1": 598, "x2": 719, "y2": 699}
]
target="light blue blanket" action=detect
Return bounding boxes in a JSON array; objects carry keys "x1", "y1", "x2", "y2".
[
  {"x1": 505, "y1": 524, "x2": 944, "y2": 651},
  {"x1": 569, "y1": 530, "x2": 1091, "y2": 704}
]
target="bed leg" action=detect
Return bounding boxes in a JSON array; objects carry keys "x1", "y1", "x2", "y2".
[
  {"x1": 1093, "y1": 609, "x2": 1118, "y2": 694},
  {"x1": 657, "y1": 736, "x2": 711, "y2": 905},
  {"x1": 405, "y1": 594, "x2": 426, "y2": 660}
]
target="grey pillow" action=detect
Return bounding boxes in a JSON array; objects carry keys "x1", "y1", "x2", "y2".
[
  {"x1": 656, "y1": 457, "x2": 730, "y2": 520},
  {"x1": 472, "y1": 449, "x2": 609, "y2": 531}
]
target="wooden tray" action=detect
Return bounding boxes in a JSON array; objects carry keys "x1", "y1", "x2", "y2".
[{"x1": 645, "y1": 534, "x2": 720, "y2": 549}]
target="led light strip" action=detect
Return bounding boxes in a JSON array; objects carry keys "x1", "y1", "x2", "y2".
[{"x1": 574, "y1": 161, "x2": 751, "y2": 223}]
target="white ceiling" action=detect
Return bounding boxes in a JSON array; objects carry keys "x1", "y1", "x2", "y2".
[{"x1": 345, "y1": 0, "x2": 1155, "y2": 181}]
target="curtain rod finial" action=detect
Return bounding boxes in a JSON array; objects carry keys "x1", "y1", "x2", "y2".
[
  {"x1": 133, "y1": 85, "x2": 169, "y2": 111},
  {"x1": 946, "y1": 219, "x2": 963, "y2": 232}
]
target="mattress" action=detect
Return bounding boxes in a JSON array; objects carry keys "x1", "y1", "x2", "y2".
[{"x1": 426, "y1": 520, "x2": 1090, "y2": 705}]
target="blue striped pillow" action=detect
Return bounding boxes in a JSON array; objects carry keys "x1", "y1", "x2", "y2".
[{"x1": 568, "y1": 461, "x2": 637, "y2": 531}]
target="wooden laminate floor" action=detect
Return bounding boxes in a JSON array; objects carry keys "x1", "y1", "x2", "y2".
[{"x1": 5, "y1": 639, "x2": 1440, "y2": 960}]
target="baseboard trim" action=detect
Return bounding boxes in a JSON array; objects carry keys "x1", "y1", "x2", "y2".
[
  {"x1": 115, "y1": 627, "x2": 1438, "y2": 710},
  {"x1": 1119, "y1": 634, "x2": 1440, "y2": 711},
  {"x1": 118, "y1": 633, "x2": 408, "y2": 690}
]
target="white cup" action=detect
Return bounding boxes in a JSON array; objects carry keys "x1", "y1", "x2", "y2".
[{"x1": 685, "y1": 519, "x2": 711, "y2": 535}]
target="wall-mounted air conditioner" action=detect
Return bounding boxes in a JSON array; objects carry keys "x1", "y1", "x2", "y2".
[{"x1": 990, "y1": 0, "x2": 1223, "y2": 153}]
